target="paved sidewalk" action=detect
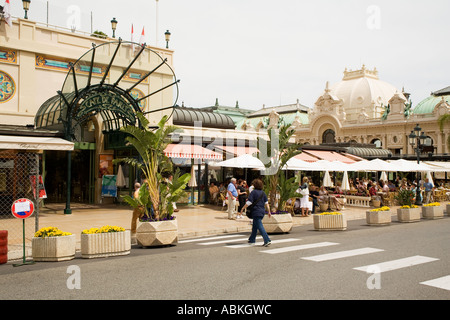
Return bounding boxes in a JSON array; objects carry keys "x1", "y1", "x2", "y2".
[{"x1": 4, "y1": 201, "x2": 448, "y2": 261}]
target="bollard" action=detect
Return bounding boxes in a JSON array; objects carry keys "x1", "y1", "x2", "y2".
[{"x1": 0, "y1": 230, "x2": 7, "y2": 264}]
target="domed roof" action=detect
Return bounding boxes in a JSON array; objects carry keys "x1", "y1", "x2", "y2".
[
  {"x1": 413, "y1": 86, "x2": 450, "y2": 114},
  {"x1": 328, "y1": 65, "x2": 404, "y2": 120}
]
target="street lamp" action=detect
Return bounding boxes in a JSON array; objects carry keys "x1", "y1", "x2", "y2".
[
  {"x1": 111, "y1": 17, "x2": 118, "y2": 38},
  {"x1": 165, "y1": 30, "x2": 171, "y2": 49},
  {"x1": 409, "y1": 123, "x2": 427, "y2": 205},
  {"x1": 22, "y1": 0, "x2": 31, "y2": 19}
]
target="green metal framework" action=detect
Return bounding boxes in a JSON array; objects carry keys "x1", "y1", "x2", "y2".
[{"x1": 34, "y1": 40, "x2": 180, "y2": 214}]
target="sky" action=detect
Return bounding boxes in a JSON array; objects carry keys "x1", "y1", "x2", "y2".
[{"x1": 4, "y1": 0, "x2": 450, "y2": 111}]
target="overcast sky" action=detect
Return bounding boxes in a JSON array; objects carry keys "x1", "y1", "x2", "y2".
[{"x1": 5, "y1": 0, "x2": 450, "y2": 111}]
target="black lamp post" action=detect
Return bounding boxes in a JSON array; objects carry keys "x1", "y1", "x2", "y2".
[
  {"x1": 409, "y1": 123, "x2": 427, "y2": 205},
  {"x1": 22, "y1": 0, "x2": 31, "y2": 19},
  {"x1": 165, "y1": 30, "x2": 171, "y2": 48},
  {"x1": 111, "y1": 17, "x2": 118, "y2": 38}
]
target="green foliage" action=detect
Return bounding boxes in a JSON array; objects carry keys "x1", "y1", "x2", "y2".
[{"x1": 395, "y1": 189, "x2": 415, "y2": 207}]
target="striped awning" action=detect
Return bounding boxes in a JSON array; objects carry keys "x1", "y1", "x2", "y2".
[
  {"x1": 214, "y1": 145, "x2": 259, "y2": 157},
  {"x1": 164, "y1": 144, "x2": 223, "y2": 160},
  {"x1": 302, "y1": 150, "x2": 359, "y2": 164}
]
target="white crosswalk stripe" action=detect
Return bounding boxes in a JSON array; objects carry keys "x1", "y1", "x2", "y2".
[
  {"x1": 179, "y1": 234, "x2": 243, "y2": 244},
  {"x1": 353, "y1": 255, "x2": 439, "y2": 273},
  {"x1": 302, "y1": 247, "x2": 384, "y2": 262},
  {"x1": 420, "y1": 275, "x2": 450, "y2": 291},
  {"x1": 225, "y1": 238, "x2": 302, "y2": 249},
  {"x1": 198, "y1": 237, "x2": 260, "y2": 245},
  {"x1": 261, "y1": 242, "x2": 339, "y2": 254}
]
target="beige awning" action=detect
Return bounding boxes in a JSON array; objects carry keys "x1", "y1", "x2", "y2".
[{"x1": 0, "y1": 135, "x2": 74, "y2": 151}]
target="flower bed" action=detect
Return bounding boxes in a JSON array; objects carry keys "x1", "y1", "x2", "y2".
[
  {"x1": 366, "y1": 207, "x2": 392, "y2": 226},
  {"x1": 32, "y1": 227, "x2": 75, "y2": 262},
  {"x1": 314, "y1": 212, "x2": 347, "y2": 231},
  {"x1": 422, "y1": 203, "x2": 444, "y2": 220},
  {"x1": 81, "y1": 225, "x2": 131, "y2": 259}
]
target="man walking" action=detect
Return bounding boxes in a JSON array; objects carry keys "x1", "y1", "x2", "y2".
[
  {"x1": 227, "y1": 178, "x2": 238, "y2": 219},
  {"x1": 423, "y1": 178, "x2": 434, "y2": 204}
]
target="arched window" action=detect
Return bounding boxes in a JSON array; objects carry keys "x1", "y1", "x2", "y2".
[
  {"x1": 322, "y1": 129, "x2": 336, "y2": 144},
  {"x1": 371, "y1": 138, "x2": 382, "y2": 148}
]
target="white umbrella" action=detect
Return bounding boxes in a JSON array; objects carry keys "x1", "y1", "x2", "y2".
[
  {"x1": 215, "y1": 154, "x2": 265, "y2": 169},
  {"x1": 283, "y1": 158, "x2": 317, "y2": 171},
  {"x1": 426, "y1": 171, "x2": 434, "y2": 186},
  {"x1": 116, "y1": 164, "x2": 126, "y2": 187},
  {"x1": 387, "y1": 159, "x2": 432, "y2": 172},
  {"x1": 323, "y1": 170, "x2": 334, "y2": 187},
  {"x1": 348, "y1": 159, "x2": 395, "y2": 172},
  {"x1": 380, "y1": 171, "x2": 388, "y2": 182},
  {"x1": 341, "y1": 171, "x2": 350, "y2": 191},
  {"x1": 188, "y1": 165, "x2": 197, "y2": 187}
]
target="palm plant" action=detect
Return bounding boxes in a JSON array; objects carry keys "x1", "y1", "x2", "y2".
[
  {"x1": 256, "y1": 125, "x2": 302, "y2": 212},
  {"x1": 115, "y1": 113, "x2": 190, "y2": 221}
]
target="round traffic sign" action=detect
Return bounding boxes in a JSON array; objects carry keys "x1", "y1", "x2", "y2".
[{"x1": 11, "y1": 198, "x2": 34, "y2": 219}]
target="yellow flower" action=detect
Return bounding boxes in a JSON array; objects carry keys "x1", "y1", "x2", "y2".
[
  {"x1": 34, "y1": 227, "x2": 72, "y2": 238},
  {"x1": 370, "y1": 206, "x2": 390, "y2": 212},
  {"x1": 81, "y1": 225, "x2": 125, "y2": 234},
  {"x1": 424, "y1": 202, "x2": 440, "y2": 207},
  {"x1": 318, "y1": 212, "x2": 342, "y2": 216}
]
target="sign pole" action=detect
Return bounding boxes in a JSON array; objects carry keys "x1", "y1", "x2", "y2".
[{"x1": 11, "y1": 198, "x2": 36, "y2": 267}]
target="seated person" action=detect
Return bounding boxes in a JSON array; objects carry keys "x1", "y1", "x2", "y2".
[{"x1": 209, "y1": 182, "x2": 219, "y2": 203}]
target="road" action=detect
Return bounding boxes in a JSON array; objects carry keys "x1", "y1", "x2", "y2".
[{"x1": 1, "y1": 216, "x2": 449, "y2": 305}]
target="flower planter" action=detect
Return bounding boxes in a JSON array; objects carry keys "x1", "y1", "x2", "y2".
[
  {"x1": 263, "y1": 214, "x2": 293, "y2": 234},
  {"x1": 422, "y1": 205, "x2": 444, "y2": 220},
  {"x1": 397, "y1": 208, "x2": 421, "y2": 223},
  {"x1": 32, "y1": 234, "x2": 76, "y2": 262},
  {"x1": 366, "y1": 210, "x2": 392, "y2": 226},
  {"x1": 314, "y1": 214, "x2": 347, "y2": 231},
  {"x1": 136, "y1": 219, "x2": 178, "y2": 247},
  {"x1": 81, "y1": 230, "x2": 131, "y2": 258}
]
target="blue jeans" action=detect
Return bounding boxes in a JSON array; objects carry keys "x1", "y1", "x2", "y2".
[{"x1": 249, "y1": 216, "x2": 271, "y2": 244}]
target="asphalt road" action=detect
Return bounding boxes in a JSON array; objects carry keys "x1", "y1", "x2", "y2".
[{"x1": 1, "y1": 216, "x2": 449, "y2": 305}]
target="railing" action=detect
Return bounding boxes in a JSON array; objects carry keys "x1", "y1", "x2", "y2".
[{"x1": 345, "y1": 195, "x2": 371, "y2": 208}]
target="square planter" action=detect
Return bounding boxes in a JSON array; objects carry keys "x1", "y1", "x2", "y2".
[
  {"x1": 366, "y1": 210, "x2": 392, "y2": 226},
  {"x1": 32, "y1": 234, "x2": 76, "y2": 262},
  {"x1": 263, "y1": 214, "x2": 293, "y2": 234},
  {"x1": 422, "y1": 206, "x2": 444, "y2": 220},
  {"x1": 314, "y1": 214, "x2": 347, "y2": 231},
  {"x1": 136, "y1": 220, "x2": 178, "y2": 247},
  {"x1": 397, "y1": 208, "x2": 421, "y2": 223},
  {"x1": 447, "y1": 204, "x2": 450, "y2": 216},
  {"x1": 81, "y1": 230, "x2": 131, "y2": 258}
]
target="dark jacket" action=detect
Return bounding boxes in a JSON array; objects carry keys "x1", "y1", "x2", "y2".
[{"x1": 247, "y1": 189, "x2": 268, "y2": 218}]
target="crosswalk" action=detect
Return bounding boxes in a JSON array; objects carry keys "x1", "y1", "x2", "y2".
[{"x1": 179, "y1": 234, "x2": 449, "y2": 292}]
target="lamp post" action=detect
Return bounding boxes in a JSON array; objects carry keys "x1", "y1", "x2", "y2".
[
  {"x1": 409, "y1": 123, "x2": 427, "y2": 205},
  {"x1": 165, "y1": 30, "x2": 171, "y2": 49},
  {"x1": 111, "y1": 17, "x2": 118, "y2": 38},
  {"x1": 22, "y1": 0, "x2": 31, "y2": 19}
]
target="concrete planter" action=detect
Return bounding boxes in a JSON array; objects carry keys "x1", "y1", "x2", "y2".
[
  {"x1": 397, "y1": 208, "x2": 421, "y2": 223},
  {"x1": 447, "y1": 204, "x2": 450, "y2": 216},
  {"x1": 32, "y1": 234, "x2": 76, "y2": 262},
  {"x1": 422, "y1": 205, "x2": 444, "y2": 220},
  {"x1": 263, "y1": 214, "x2": 293, "y2": 234},
  {"x1": 314, "y1": 214, "x2": 347, "y2": 231},
  {"x1": 81, "y1": 230, "x2": 131, "y2": 258},
  {"x1": 366, "y1": 210, "x2": 392, "y2": 226},
  {"x1": 136, "y1": 219, "x2": 178, "y2": 247}
]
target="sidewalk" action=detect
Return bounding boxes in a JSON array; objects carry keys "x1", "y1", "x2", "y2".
[{"x1": 5, "y1": 201, "x2": 436, "y2": 261}]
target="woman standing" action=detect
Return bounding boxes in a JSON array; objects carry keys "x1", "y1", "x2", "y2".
[
  {"x1": 239, "y1": 179, "x2": 272, "y2": 247},
  {"x1": 236, "y1": 179, "x2": 247, "y2": 219},
  {"x1": 299, "y1": 177, "x2": 310, "y2": 217}
]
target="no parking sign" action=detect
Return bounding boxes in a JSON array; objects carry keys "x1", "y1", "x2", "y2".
[{"x1": 11, "y1": 198, "x2": 34, "y2": 219}]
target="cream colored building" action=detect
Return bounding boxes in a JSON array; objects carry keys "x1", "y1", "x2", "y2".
[{"x1": 0, "y1": 18, "x2": 177, "y2": 206}]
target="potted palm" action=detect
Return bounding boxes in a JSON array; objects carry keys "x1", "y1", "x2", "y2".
[
  {"x1": 116, "y1": 113, "x2": 190, "y2": 247},
  {"x1": 422, "y1": 202, "x2": 444, "y2": 220},
  {"x1": 257, "y1": 125, "x2": 302, "y2": 234},
  {"x1": 395, "y1": 189, "x2": 421, "y2": 223}
]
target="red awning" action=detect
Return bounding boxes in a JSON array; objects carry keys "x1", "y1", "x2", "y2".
[
  {"x1": 164, "y1": 144, "x2": 223, "y2": 160},
  {"x1": 294, "y1": 152, "x2": 320, "y2": 163},
  {"x1": 302, "y1": 150, "x2": 358, "y2": 164}
]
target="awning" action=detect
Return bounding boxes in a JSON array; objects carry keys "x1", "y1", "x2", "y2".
[
  {"x1": 302, "y1": 150, "x2": 358, "y2": 163},
  {"x1": 214, "y1": 145, "x2": 259, "y2": 157},
  {"x1": 346, "y1": 147, "x2": 393, "y2": 158},
  {"x1": 294, "y1": 152, "x2": 321, "y2": 163},
  {"x1": 164, "y1": 144, "x2": 223, "y2": 160},
  {"x1": 0, "y1": 135, "x2": 74, "y2": 151}
]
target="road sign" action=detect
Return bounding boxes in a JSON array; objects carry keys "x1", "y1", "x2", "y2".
[{"x1": 11, "y1": 198, "x2": 34, "y2": 219}]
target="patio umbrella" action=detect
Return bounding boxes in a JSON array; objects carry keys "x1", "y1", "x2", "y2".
[
  {"x1": 116, "y1": 164, "x2": 126, "y2": 187},
  {"x1": 215, "y1": 154, "x2": 265, "y2": 169},
  {"x1": 426, "y1": 171, "x2": 434, "y2": 186},
  {"x1": 380, "y1": 171, "x2": 388, "y2": 182},
  {"x1": 387, "y1": 159, "x2": 432, "y2": 172},
  {"x1": 188, "y1": 165, "x2": 197, "y2": 205},
  {"x1": 323, "y1": 170, "x2": 334, "y2": 187},
  {"x1": 341, "y1": 171, "x2": 350, "y2": 191},
  {"x1": 283, "y1": 157, "x2": 317, "y2": 171}
]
